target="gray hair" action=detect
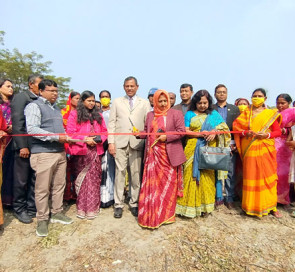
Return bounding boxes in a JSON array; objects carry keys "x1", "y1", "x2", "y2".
[{"x1": 28, "y1": 74, "x2": 44, "y2": 84}]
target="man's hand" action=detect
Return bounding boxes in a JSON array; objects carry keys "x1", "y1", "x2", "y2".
[
  {"x1": 58, "y1": 134, "x2": 68, "y2": 143},
  {"x1": 19, "y1": 148, "x2": 30, "y2": 158},
  {"x1": 108, "y1": 143, "x2": 116, "y2": 157}
]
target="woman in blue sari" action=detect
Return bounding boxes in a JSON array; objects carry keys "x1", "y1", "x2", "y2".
[{"x1": 176, "y1": 90, "x2": 230, "y2": 218}]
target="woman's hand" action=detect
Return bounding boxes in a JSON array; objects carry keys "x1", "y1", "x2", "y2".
[
  {"x1": 134, "y1": 129, "x2": 141, "y2": 139},
  {"x1": 255, "y1": 132, "x2": 269, "y2": 139},
  {"x1": 85, "y1": 137, "x2": 97, "y2": 146},
  {"x1": 242, "y1": 130, "x2": 255, "y2": 138},
  {"x1": 0, "y1": 130, "x2": 7, "y2": 139},
  {"x1": 203, "y1": 130, "x2": 216, "y2": 142},
  {"x1": 286, "y1": 141, "x2": 295, "y2": 151},
  {"x1": 186, "y1": 129, "x2": 203, "y2": 138},
  {"x1": 6, "y1": 125, "x2": 12, "y2": 134},
  {"x1": 158, "y1": 135, "x2": 167, "y2": 142}
]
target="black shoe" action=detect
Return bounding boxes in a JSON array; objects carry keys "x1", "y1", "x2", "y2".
[
  {"x1": 130, "y1": 207, "x2": 138, "y2": 217},
  {"x1": 114, "y1": 208, "x2": 123, "y2": 218},
  {"x1": 14, "y1": 211, "x2": 33, "y2": 224},
  {"x1": 225, "y1": 202, "x2": 234, "y2": 210},
  {"x1": 27, "y1": 211, "x2": 36, "y2": 218}
]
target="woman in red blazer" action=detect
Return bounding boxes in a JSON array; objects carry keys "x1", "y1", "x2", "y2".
[
  {"x1": 66, "y1": 91, "x2": 107, "y2": 220},
  {"x1": 138, "y1": 90, "x2": 186, "y2": 229}
]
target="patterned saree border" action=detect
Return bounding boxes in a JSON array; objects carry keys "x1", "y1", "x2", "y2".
[{"x1": 138, "y1": 214, "x2": 176, "y2": 229}]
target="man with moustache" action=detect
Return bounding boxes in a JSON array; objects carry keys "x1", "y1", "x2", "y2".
[{"x1": 108, "y1": 76, "x2": 150, "y2": 219}]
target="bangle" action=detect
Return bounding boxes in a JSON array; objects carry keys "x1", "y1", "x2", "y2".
[
  {"x1": 242, "y1": 131, "x2": 245, "y2": 136},
  {"x1": 267, "y1": 133, "x2": 271, "y2": 139}
]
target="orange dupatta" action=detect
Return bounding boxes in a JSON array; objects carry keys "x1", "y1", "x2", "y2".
[{"x1": 233, "y1": 108, "x2": 281, "y2": 217}]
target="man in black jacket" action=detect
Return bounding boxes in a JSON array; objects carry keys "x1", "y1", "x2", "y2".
[
  {"x1": 213, "y1": 84, "x2": 240, "y2": 209},
  {"x1": 11, "y1": 74, "x2": 43, "y2": 223},
  {"x1": 172, "y1": 83, "x2": 194, "y2": 116}
]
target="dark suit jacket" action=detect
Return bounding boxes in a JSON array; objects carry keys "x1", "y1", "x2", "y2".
[
  {"x1": 172, "y1": 102, "x2": 191, "y2": 116},
  {"x1": 141, "y1": 109, "x2": 186, "y2": 167},
  {"x1": 11, "y1": 90, "x2": 38, "y2": 150},
  {"x1": 213, "y1": 103, "x2": 240, "y2": 139}
]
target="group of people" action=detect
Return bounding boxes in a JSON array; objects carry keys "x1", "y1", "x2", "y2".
[{"x1": 0, "y1": 75, "x2": 294, "y2": 237}]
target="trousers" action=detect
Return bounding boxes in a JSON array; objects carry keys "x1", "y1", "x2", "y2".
[
  {"x1": 30, "y1": 152, "x2": 67, "y2": 221},
  {"x1": 13, "y1": 152, "x2": 36, "y2": 214},
  {"x1": 114, "y1": 145, "x2": 142, "y2": 209}
]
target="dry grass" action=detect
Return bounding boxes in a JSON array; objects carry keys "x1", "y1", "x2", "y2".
[{"x1": 1, "y1": 203, "x2": 295, "y2": 271}]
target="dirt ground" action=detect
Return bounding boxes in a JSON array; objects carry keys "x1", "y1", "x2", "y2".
[{"x1": 0, "y1": 202, "x2": 295, "y2": 272}]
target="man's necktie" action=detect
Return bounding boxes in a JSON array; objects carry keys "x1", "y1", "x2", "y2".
[{"x1": 129, "y1": 97, "x2": 133, "y2": 109}]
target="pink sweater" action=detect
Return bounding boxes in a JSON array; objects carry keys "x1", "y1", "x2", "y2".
[{"x1": 66, "y1": 110, "x2": 107, "y2": 155}]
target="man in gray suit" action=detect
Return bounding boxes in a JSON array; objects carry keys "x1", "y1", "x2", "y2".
[
  {"x1": 213, "y1": 84, "x2": 240, "y2": 209},
  {"x1": 108, "y1": 76, "x2": 150, "y2": 218}
]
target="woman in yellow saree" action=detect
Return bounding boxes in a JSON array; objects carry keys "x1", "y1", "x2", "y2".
[
  {"x1": 233, "y1": 88, "x2": 282, "y2": 217},
  {"x1": 176, "y1": 90, "x2": 230, "y2": 218}
]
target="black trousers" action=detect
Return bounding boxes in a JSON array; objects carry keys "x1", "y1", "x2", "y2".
[{"x1": 13, "y1": 152, "x2": 36, "y2": 214}]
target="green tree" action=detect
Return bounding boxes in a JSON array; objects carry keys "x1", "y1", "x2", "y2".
[{"x1": 0, "y1": 31, "x2": 72, "y2": 107}]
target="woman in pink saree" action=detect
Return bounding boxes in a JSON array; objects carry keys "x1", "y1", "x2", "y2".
[
  {"x1": 275, "y1": 94, "x2": 295, "y2": 205},
  {"x1": 67, "y1": 91, "x2": 107, "y2": 219}
]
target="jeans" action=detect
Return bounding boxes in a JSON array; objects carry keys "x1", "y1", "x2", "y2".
[{"x1": 216, "y1": 152, "x2": 237, "y2": 203}]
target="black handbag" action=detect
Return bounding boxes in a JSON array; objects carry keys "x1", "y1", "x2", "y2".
[{"x1": 198, "y1": 145, "x2": 231, "y2": 171}]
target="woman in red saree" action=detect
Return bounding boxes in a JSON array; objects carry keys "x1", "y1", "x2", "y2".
[
  {"x1": 233, "y1": 88, "x2": 282, "y2": 217},
  {"x1": 138, "y1": 90, "x2": 186, "y2": 229}
]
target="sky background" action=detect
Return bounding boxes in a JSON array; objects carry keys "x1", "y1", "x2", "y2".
[{"x1": 2, "y1": 0, "x2": 295, "y2": 106}]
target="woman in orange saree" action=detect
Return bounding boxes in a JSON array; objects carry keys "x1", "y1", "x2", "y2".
[{"x1": 233, "y1": 88, "x2": 282, "y2": 217}]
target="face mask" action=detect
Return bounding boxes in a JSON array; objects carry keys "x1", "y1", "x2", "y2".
[
  {"x1": 251, "y1": 97, "x2": 265, "y2": 107},
  {"x1": 101, "y1": 97, "x2": 111, "y2": 107},
  {"x1": 238, "y1": 105, "x2": 248, "y2": 112}
]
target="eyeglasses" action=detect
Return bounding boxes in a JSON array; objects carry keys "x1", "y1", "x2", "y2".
[{"x1": 216, "y1": 91, "x2": 227, "y2": 94}]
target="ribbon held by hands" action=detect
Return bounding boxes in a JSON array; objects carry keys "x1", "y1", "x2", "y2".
[{"x1": 150, "y1": 128, "x2": 165, "y2": 148}]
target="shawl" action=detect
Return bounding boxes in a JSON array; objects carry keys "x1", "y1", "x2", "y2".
[{"x1": 192, "y1": 110, "x2": 228, "y2": 180}]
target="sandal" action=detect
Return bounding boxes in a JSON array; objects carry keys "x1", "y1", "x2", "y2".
[
  {"x1": 271, "y1": 210, "x2": 283, "y2": 218},
  {"x1": 76, "y1": 211, "x2": 86, "y2": 219}
]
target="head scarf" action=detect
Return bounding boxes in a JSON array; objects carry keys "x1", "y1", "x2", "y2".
[{"x1": 153, "y1": 90, "x2": 171, "y2": 117}]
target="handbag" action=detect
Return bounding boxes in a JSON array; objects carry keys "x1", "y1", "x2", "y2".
[{"x1": 198, "y1": 145, "x2": 231, "y2": 171}]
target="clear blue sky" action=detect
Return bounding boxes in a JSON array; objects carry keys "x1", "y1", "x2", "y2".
[{"x1": 2, "y1": 0, "x2": 295, "y2": 106}]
